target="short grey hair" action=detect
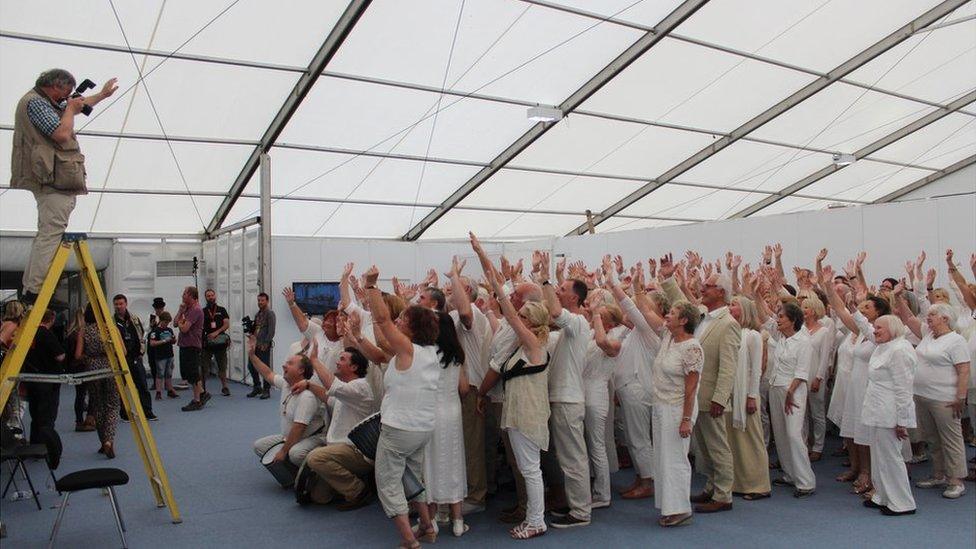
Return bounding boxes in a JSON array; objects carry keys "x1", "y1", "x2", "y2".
[
  {"x1": 928, "y1": 303, "x2": 957, "y2": 331},
  {"x1": 875, "y1": 314, "x2": 906, "y2": 339},
  {"x1": 715, "y1": 273, "x2": 732, "y2": 303},
  {"x1": 36, "y1": 69, "x2": 76, "y2": 89}
]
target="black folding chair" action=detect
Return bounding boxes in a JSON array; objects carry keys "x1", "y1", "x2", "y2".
[{"x1": 1, "y1": 424, "x2": 61, "y2": 510}]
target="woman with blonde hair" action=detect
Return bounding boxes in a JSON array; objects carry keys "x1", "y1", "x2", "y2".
[
  {"x1": 727, "y1": 296, "x2": 770, "y2": 499},
  {"x1": 471, "y1": 233, "x2": 552, "y2": 540},
  {"x1": 587, "y1": 303, "x2": 627, "y2": 507},
  {"x1": 800, "y1": 296, "x2": 834, "y2": 462}
]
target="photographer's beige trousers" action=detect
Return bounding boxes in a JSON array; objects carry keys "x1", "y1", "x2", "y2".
[{"x1": 24, "y1": 188, "x2": 76, "y2": 293}]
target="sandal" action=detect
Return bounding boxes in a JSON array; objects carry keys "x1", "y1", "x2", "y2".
[
  {"x1": 742, "y1": 492, "x2": 771, "y2": 501},
  {"x1": 852, "y1": 482, "x2": 873, "y2": 495},
  {"x1": 416, "y1": 526, "x2": 437, "y2": 544},
  {"x1": 658, "y1": 513, "x2": 693, "y2": 527},
  {"x1": 510, "y1": 522, "x2": 547, "y2": 540}
]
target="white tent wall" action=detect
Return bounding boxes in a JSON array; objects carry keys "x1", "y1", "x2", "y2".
[
  {"x1": 105, "y1": 239, "x2": 202, "y2": 336},
  {"x1": 552, "y1": 193, "x2": 975, "y2": 292}
]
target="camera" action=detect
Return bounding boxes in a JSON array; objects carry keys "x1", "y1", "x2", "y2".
[
  {"x1": 242, "y1": 316, "x2": 256, "y2": 335},
  {"x1": 70, "y1": 79, "x2": 96, "y2": 116}
]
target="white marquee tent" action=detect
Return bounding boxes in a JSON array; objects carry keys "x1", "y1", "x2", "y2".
[{"x1": 1, "y1": 0, "x2": 974, "y2": 240}]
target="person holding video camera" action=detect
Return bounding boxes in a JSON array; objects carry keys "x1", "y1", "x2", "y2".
[
  {"x1": 247, "y1": 292, "x2": 276, "y2": 399},
  {"x1": 10, "y1": 69, "x2": 117, "y2": 304}
]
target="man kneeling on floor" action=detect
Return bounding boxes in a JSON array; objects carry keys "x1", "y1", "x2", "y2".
[
  {"x1": 295, "y1": 344, "x2": 377, "y2": 510},
  {"x1": 248, "y1": 336, "x2": 329, "y2": 467}
]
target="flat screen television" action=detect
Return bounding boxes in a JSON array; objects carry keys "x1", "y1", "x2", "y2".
[{"x1": 292, "y1": 282, "x2": 340, "y2": 315}]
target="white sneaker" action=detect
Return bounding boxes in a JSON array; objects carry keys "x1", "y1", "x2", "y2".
[
  {"x1": 452, "y1": 519, "x2": 469, "y2": 537},
  {"x1": 915, "y1": 477, "x2": 947, "y2": 489},
  {"x1": 461, "y1": 501, "x2": 485, "y2": 515},
  {"x1": 942, "y1": 484, "x2": 966, "y2": 499}
]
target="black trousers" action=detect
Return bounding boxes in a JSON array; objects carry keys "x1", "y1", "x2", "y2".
[
  {"x1": 248, "y1": 347, "x2": 271, "y2": 390},
  {"x1": 24, "y1": 382, "x2": 60, "y2": 444},
  {"x1": 74, "y1": 382, "x2": 90, "y2": 423},
  {"x1": 127, "y1": 355, "x2": 154, "y2": 415}
]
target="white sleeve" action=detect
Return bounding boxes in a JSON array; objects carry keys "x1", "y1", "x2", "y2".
[
  {"x1": 328, "y1": 378, "x2": 373, "y2": 404},
  {"x1": 553, "y1": 309, "x2": 583, "y2": 337},
  {"x1": 747, "y1": 331, "x2": 762, "y2": 398},
  {"x1": 273, "y1": 374, "x2": 285, "y2": 390},
  {"x1": 793, "y1": 339, "x2": 813, "y2": 382},
  {"x1": 815, "y1": 331, "x2": 834, "y2": 381},
  {"x1": 303, "y1": 320, "x2": 324, "y2": 341},
  {"x1": 291, "y1": 392, "x2": 318, "y2": 425},
  {"x1": 853, "y1": 311, "x2": 876, "y2": 343}
]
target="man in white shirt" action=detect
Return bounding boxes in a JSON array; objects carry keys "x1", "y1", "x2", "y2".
[
  {"x1": 248, "y1": 337, "x2": 329, "y2": 467},
  {"x1": 283, "y1": 287, "x2": 344, "y2": 372},
  {"x1": 538, "y1": 252, "x2": 593, "y2": 529},
  {"x1": 298, "y1": 347, "x2": 377, "y2": 510}
]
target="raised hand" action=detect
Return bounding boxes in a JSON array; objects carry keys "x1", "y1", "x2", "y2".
[
  {"x1": 601, "y1": 254, "x2": 613, "y2": 278},
  {"x1": 725, "y1": 251, "x2": 734, "y2": 271},
  {"x1": 647, "y1": 258, "x2": 657, "y2": 278},
  {"x1": 816, "y1": 248, "x2": 828, "y2": 263},
  {"x1": 763, "y1": 245, "x2": 773, "y2": 265},
  {"x1": 971, "y1": 253, "x2": 976, "y2": 278},
  {"x1": 731, "y1": 254, "x2": 742, "y2": 270},
  {"x1": 685, "y1": 250, "x2": 702, "y2": 268},
  {"x1": 282, "y1": 286, "x2": 296, "y2": 305},
  {"x1": 925, "y1": 268, "x2": 936, "y2": 289},
  {"x1": 450, "y1": 255, "x2": 466, "y2": 278},
  {"x1": 773, "y1": 243, "x2": 783, "y2": 258},
  {"x1": 613, "y1": 254, "x2": 625, "y2": 276},
  {"x1": 363, "y1": 265, "x2": 380, "y2": 287},
  {"x1": 702, "y1": 262, "x2": 714, "y2": 279},
  {"x1": 500, "y1": 255, "x2": 512, "y2": 280},
  {"x1": 855, "y1": 251, "x2": 867, "y2": 268},
  {"x1": 946, "y1": 249, "x2": 955, "y2": 268},
  {"x1": 659, "y1": 253, "x2": 676, "y2": 279}
]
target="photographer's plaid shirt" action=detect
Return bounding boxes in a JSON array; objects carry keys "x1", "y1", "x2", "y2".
[{"x1": 26, "y1": 97, "x2": 63, "y2": 136}]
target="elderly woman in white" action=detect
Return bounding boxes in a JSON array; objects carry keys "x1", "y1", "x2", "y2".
[
  {"x1": 893, "y1": 294, "x2": 971, "y2": 499},
  {"x1": 755, "y1": 298, "x2": 817, "y2": 498},
  {"x1": 861, "y1": 315, "x2": 917, "y2": 516}
]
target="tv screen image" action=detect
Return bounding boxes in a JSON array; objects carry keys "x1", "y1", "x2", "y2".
[{"x1": 292, "y1": 282, "x2": 340, "y2": 315}]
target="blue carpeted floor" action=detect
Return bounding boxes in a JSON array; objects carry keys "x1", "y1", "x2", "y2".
[{"x1": 3, "y1": 383, "x2": 974, "y2": 548}]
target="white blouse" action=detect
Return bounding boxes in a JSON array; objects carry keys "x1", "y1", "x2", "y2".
[
  {"x1": 914, "y1": 326, "x2": 970, "y2": 402},
  {"x1": 731, "y1": 328, "x2": 762, "y2": 430},
  {"x1": 650, "y1": 336, "x2": 704, "y2": 407},
  {"x1": 765, "y1": 322, "x2": 814, "y2": 388},
  {"x1": 861, "y1": 338, "x2": 917, "y2": 429}
]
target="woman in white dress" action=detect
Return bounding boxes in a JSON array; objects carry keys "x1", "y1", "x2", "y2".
[
  {"x1": 861, "y1": 315, "x2": 918, "y2": 516},
  {"x1": 820, "y1": 261, "x2": 889, "y2": 496},
  {"x1": 422, "y1": 311, "x2": 469, "y2": 537},
  {"x1": 470, "y1": 232, "x2": 552, "y2": 541}
]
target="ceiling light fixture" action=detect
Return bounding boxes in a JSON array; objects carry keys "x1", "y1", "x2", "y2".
[
  {"x1": 527, "y1": 105, "x2": 563, "y2": 123},
  {"x1": 832, "y1": 153, "x2": 856, "y2": 166}
]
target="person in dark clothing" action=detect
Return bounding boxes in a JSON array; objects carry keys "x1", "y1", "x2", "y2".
[
  {"x1": 113, "y1": 294, "x2": 157, "y2": 421},
  {"x1": 23, "y1": 309, "x2": 65, "y2": 443},
  {"x1": 146, "y1": 297, "x2": 167, "y2": 390}
]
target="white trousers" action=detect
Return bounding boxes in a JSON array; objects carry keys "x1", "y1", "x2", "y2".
[
  {"x1": 651, "y1": 403, "x2": 692, "y2": 516},
  {"x1": 869, "y1": 426, "x2": 916, "y2": 512},
  {"x1": 550, "y1": 402, "x2": 592, "y2": 521},
  {"x1": 804, "y1": 383, "x2": 827, "y2": 453},
  {"x1": 769, "y1": 385, "x2": 816, "y2": 491},
  {"x1": 617, "y1": 384, "x2": 655, "y2": 479},
  {"x1": 253, "y1": 432, "x2": 329, "y2": 466},
  {"x1": 508, "y1": 428, "x2": 546, "y2": 529},
  {"x1": 584, "y1": 403, "x2": 611, "y2": 503}
]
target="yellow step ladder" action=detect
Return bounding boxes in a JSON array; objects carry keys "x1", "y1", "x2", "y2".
[{"x1": 0, "y1": 234, "x2": 181, "y2": 523}]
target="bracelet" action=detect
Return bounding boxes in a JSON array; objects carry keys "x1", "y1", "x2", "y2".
[
  {"x1": 365, "y1": 285, "x2": 377, "y2": 290},
  {"x1": 681, "y1": 416, "x2": 691, "y2": 421},
  {"x1": 542, "y1": 280, "x2": 551, "y2": 286},
  {"x1": 926, "y1": 286, "x2": 933, "y2": 291}
]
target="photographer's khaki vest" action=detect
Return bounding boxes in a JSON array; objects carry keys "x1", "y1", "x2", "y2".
[{"x1": 10, "y1": 88, "x2": 87, "y2": 195}]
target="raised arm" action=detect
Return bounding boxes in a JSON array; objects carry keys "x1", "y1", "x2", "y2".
[
  {"x1": 592, "y1": 309, "x2": 621, "y2": 358},
  {"x1": 363, "y1": 266, "x2": 413, "y2": 362},
  {"x1": 819, "y1": 263, "x2": 859, "y2": 335},
  {"x1": 892, "y1": 284, "x2": 922, "y2": 339},
  {"x1": 282, "y1": 286, "x2": 310, "y2": 334},
  {"x1": 536, "y1": 251, "x2": 561, "y2": 320},
  {"x1": 347, "y1": 310, "x2": 390, "y2": 364},
  {"x1": 246, "y1": 335, "x2": 277, "y2": 385},
  {"x1": 946, "y1": 249, "x2": 976, "y2": 310},
  {"x1": 471, "y1": 233, "x2": 543, "y2": 362},
  {"x1": 339, "y1": 262, "x2": 355, "y2": 311},
  {"x1": 449, "y1": 256, "x2": 474, "y2": 330}
]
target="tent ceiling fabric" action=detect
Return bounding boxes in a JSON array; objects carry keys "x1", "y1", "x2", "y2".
[{"x1": 0, "y1": 0, "x2": 973, "y2": 239}]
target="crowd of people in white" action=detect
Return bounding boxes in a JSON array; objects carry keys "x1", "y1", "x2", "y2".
[{"x1": 249, "y1": 235, "x2": 975, "y2": 548}]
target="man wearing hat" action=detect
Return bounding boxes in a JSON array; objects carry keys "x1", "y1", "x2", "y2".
[{"x1": 147, "y1": 297, "x2": 167, "y2": 389}]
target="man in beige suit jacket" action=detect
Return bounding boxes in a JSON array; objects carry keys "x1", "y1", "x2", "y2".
[{"x1": 660, "y1": 260, "x2": 740, "y2": 513}]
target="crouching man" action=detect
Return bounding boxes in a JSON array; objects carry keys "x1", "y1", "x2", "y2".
[
  {"x1": 247, "y1": 336, "x2": 329, "y2": 467},
  {"x1": 295, "y1": 346, "x2": 377, "y2": 510}
]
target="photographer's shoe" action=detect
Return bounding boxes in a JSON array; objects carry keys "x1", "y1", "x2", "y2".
[
  {"x1": 260, "y1": 389, "x2": 271, "y2": 400},
  {"x1": 246, "y1": 388, "x2": 262, "y2": 398}
]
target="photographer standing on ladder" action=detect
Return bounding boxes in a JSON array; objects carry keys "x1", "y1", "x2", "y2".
[{"x1": 10, "y1": 69, "x2": 117, "y2": 304}]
